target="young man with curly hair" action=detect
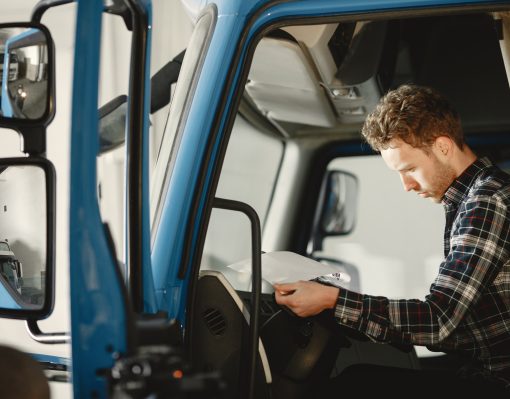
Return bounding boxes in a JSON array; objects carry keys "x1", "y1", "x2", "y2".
[{"x1": 275, "y1": 85, "x2": 510, "y2": 396}]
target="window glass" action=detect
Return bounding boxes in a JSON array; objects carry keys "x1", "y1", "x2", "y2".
[
  {"x1": 200, "y1": 115, "x2": 284, "y2": 270},
  {"x1": 320, "y1": 155, "x2": 444, "y2": 299},
  {"x1": 96, "y1": 0, "x2": 196, "y2": 264},
  {"x1": 96, "y1": 12, "x2": 132, "y2": 265}
]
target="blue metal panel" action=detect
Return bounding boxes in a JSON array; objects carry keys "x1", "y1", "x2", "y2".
[
  {"x1": 198, "y1": 0, "x2": 510, "y2": 23},
  {"x1": 152, "y1": 10, "x2": 245, "y2": 321},
  {"x1": 154, "y1": 0, "x2": 509, "y2": 321},
  {"x1": 242, "y1": 0, "x2": 509, "y2": 27},
  {"x1": 0, "y1": 282, "x2": 20, "y2": 309},
  {"x1": 30, "y1": 353, "x2": 71, "y2": 368},
  {"x1": 1, "y1": 47, "x2": 13, "y2": 117},
  {"x1": 70, "y1": 0, "x2": 129, "y2": 397},
  {"x1": 207, "y1": 0, "x2": 507, "y2": 13},
  {"x1": 138, "y1": 0, "x2": 158, "y2": 314}
]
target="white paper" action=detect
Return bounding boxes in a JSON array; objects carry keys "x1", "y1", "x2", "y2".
[{"x1": 227, "y1": 251, "x2": 345, "y2": 285}]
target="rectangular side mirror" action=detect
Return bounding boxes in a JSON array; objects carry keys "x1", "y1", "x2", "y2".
[
  {"x1": 308, "y1": 170, "x2": 358, "y2": 254},
  {"x1": 320, "y1": 170, "x2": 358, "y2": 235},
  {"x1": 0, "y1": 157, "x2": 55, "y2": 319},
  {"x1": 0, "y1": 23, "x2": 55, "y2": 125}
]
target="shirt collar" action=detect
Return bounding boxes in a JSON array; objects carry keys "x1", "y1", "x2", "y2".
[{"x1": 442, "y1": 157, "x2": 493, "y2": 207}]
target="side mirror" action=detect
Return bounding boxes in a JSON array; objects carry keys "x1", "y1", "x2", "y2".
[
  {"x1": 320, "y1": 170, "x2": 358, "y2": 235},
  {"x1": 308, "y1": 170, "x2": 358, "y2": 254},
  {"x1": 0, "y1": 157, "x2": 55, "y2": 319},
  {"x1": 0, "y1": 24, "x2": 54, "y2": 123},
  {"x1": 98, "y1": 95, "x2": 127, "y2": 153},
  {"x1": 97, "y1": 50, "x2": 185, "y2": 154}
]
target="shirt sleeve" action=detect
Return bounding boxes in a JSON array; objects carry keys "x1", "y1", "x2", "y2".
[{"x1": 332, "y1": 195, "x2": 510, "y2": 346}]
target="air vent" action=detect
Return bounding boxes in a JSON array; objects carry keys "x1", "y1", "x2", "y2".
[{"x1": 202, "y1": 308, "x2": 227, "y2": 336}]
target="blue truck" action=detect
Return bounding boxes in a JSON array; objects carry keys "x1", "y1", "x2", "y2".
[{"x1": 0, "y1": 0, "x2": 509, "y2": 397}]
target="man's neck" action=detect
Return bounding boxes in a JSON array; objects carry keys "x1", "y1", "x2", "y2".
[{"x1": 452, "y1": 145, "x2": 477, "y2": 179}]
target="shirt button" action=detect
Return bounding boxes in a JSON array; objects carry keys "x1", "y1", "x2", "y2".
[{"x1": 342, "y1": 318, "x2": 348, "y2": 323}]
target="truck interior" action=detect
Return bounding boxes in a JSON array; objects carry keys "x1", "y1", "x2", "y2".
[{"x1": 190, "y1": 9, "x2": 510, "y2": 399}]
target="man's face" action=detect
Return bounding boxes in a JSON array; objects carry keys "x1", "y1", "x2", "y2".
[{"x1": 380, "y1": 138, "x2": 456, "y2": 203}]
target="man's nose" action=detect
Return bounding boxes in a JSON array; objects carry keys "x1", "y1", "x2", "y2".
[{"x1": 401, "y1": 175, "x2": 417, "y2": 192}]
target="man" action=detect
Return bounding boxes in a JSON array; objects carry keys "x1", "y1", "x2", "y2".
[
  {"x1": 274, "y1": 85, "x2": 510, "y2": 395},
  {"x1": 0, "y1": 344, "x2": 50, "y2": 399}
]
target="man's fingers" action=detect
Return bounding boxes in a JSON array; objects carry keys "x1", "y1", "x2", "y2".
[
  {"x1": 273, "y1": 281, "x2": 299, "y2": 295},
  {"x1": 274, "y1": 287, "x2": 297, "y2": 307},
  {"x1": 274, "y1": 292, "x2": 287, "y2": 306}
]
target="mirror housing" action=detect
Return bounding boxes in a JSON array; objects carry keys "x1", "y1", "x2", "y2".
[
  {"x1": 320, "y1": 170, "x2": 358, "y2": 235},
  {"x1": 97, "y1": 50, "x2": 185, "y2": 154},
  {"x1": 308, "y1": 170, "x2": 358, "y2": 254},
  {"x1": 98, "y1": 95, "x2": 127, "y2": 153},
  {"x1": 0, "y1": 23, "x2": 55, "y2": 155},
  {"x1": 0, "y1": 157, "x2": 55, "y2": 320}
]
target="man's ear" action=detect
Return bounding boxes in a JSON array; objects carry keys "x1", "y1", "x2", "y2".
[{"x1": 435, "y1": 136, "x2": 453, "y2": 158}]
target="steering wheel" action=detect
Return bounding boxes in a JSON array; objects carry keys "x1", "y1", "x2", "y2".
[{"x1": 260, "y1": 307, "x2": 351, "y2": 399}]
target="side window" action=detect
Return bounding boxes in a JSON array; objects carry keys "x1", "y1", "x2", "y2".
[
  {"x1": 149, "y1": 0, "x2": 194, "y2": 173},
  {"x1": 96, "y1": 12, "x2": 132, "y2": 265},
  {"x1": 97, "y1": 0, "x2": 195, "y2": 264},
  {"x1": 200, "y1": 115, "x2": 284, "y2": 269},
  {"x1": 319, "y1": 155, "x2": 444, "y2": 299}
]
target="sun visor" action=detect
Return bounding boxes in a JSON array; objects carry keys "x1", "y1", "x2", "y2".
[
  {"x1": 335, "y1": 22, "x2": 388, "y2": 85},
  {"x1": 246, "y1": 37, "x2": 337, "y2": 128}
]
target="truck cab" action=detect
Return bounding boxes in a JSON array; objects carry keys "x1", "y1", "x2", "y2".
[
  {"x1": 0, "y1": 51, "x2": 19, "y2": 83},
  {"x1": 0, "y1": 0, "x2": 509, "y2": 398},
  {"x1": 0, "y1": 240, "x2": 22, "y2": 292}
]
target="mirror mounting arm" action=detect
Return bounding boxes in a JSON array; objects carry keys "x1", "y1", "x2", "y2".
[
  {"x1": 26, "y1": 319, "x2": 70, "y2": 345},
  {"x1": 32, "y1": 0, "x2": 133, "y2": 31},
  {"x1": 19, "y1": 126, "x2": 46, "y2": 156},
  {"x1": 31, "y1": 0, "x2": 74, "y2": 23}
]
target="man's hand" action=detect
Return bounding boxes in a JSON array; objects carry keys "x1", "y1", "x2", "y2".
[{"x1": 273, "y1": 281, "x2": 339, "y2": 317}]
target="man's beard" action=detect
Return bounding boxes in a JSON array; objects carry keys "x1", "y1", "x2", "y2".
[{"x1": 428, "y1": 154, "x2": 456, "y2": 202}]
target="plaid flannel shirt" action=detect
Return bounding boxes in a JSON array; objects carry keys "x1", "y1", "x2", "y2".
[{"x1": 331, "y1": 157, "x2": 510, "y2": 388}]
